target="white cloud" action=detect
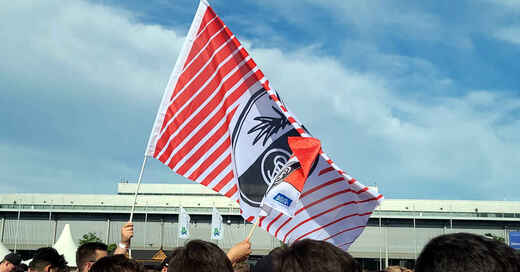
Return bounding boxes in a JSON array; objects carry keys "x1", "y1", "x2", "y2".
[
  {"x1": 0, "y1": 0, "x2": 519, "y2": 200},
  {"x1": 494, "y1": 26, "x2": 520, "y2": 45},
  {"x1": 0, "y1": 0, "x2": 183, "y2": 102},
  {"x1": 248, "y1": 44, "x2": 520, "y2": 200}
]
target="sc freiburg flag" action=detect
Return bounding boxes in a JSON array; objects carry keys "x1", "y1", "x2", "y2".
[{"x1": 145, "y1": 0, "x2": 383, "y2": 250}]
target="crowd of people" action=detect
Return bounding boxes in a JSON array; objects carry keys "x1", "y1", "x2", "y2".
[{"x1": 0, "y1": 222, "x2": 518, "y2": 272}]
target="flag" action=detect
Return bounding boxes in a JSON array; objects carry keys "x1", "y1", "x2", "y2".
[
  {"x1": 178, "y1": 207, "x2": 190, "y2": 239},
  {"x1": 260, "y1": 137, "x2": 321, "y2": 217},
  {"x1": 211, "y1": 207, "x2": 223, "y2": 240},
  {"x1": 145, "y1": 0, "x2": 383, "y2": 250}
]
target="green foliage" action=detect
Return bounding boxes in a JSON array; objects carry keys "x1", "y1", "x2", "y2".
[
  {"x1": 485, "y1": 233, "x2": 505, "y2": 243},
  {"x1": 78, "y1": 232, "x2": 103, "y2": 245},
  {"x1": 107, "y1": 243, "x2": 117, "y2": 254}
]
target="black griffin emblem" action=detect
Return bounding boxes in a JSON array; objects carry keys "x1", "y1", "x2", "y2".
[{"x1": 247, "y1": 106, "x2": 290, "y2": 146}]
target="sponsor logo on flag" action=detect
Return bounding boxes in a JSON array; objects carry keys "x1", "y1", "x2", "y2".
[
  {"x1": 145, "y1": 0, "x2": 383, "y2": 250},
  {"x1": 273, "y1": 193, "x2": 292, "y2": 207}
]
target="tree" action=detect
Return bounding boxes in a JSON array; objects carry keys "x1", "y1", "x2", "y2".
[
  {"x1": 78, "y1": 232, "x2": 117, "y2": 254},
  {"x1": 78, "y1": 232, "x2": 103, "y2": 245},
  {"x1": 485, "y1": 233, "x2": 505, "y2": 243}
]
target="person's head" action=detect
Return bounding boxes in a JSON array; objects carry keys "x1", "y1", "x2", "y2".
[
  {"x1": 15, "y1": 264, "x2": 28, "y2": 272},
  {"x1": 1, "y1": 253, "x2": 22, "y2": 272},
  {"x1": 160, "y1": 256, "x2": 170, "y2": 272},
  {"x1": 167, "y1": 240, "x2": 233, "y2": 272},
  {"x1": 233, "y1": 262, "x2": 250, "y2": 272},
  {"x1": 90, "y1": 255, "x2": 143, "y2": 272},
  {"x1": 261, "y1": 239, "x2": 360, "y2": 272},
  {"x1": 28, "y1": 247, "x2": 67, "y2": 272},
  {"x1": 76, "y1": 242, "x2": 108, "y2": 272},
  {"x1": 415, "y1": 232, "x2": 520, "y2": 272}
]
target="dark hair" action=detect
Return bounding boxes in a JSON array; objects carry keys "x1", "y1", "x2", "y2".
[
  {"x1": 90, "y1": 255, "x2": 143, "y2": 272},
  {"x1": 16, "y1": 263, "x2": 28, "y2": 272},
  {"x1": 415, "y1": 232, "x2": 520, "y2": 272},
  {"x1": 167, "y1": 240, "x2": 233, "y2": 272},
  {"x1": 265, "y1": 239, "x2": 360, "y2": 272},
  {"x1": 29, "y1": 247, "x2": 67, "y2": 272},
  {"x1": 76, "y1": 242, "x2": 108, "y2": 271}
]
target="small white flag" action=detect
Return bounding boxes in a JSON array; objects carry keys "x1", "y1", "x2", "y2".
[
  {"x1": 178, "y1": 207, "x2": 190, "y2": 239},
  {"x1": 211, "y1": 207, "x2": 223, "y2": 240}
]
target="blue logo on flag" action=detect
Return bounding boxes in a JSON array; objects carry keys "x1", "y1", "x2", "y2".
[{"x1": 273, "y1": 193, "x2": 293, "y2": 207}]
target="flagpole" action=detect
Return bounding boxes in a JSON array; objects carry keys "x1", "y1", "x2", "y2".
[
  {"x1": 128, "y1": 155, "x2": 148, "y2": 258},
  {"x1": 14, "y1": 201, "x2": 21, "y2": 253},
  {"x1": 246, "y1": 217, "x2": 259, "y2": 241},
  {"x1": 129, "y1": 155, "x2": 148, "y2": 222}
]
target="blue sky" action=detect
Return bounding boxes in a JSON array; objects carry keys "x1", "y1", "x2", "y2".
[{"x1": 1, "y1": 0, "x2": 519, "y2": 200}]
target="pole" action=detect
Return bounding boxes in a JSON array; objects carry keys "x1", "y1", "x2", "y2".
[
  {"x1": 144, "y1": 206, "x2": 148, "y2": 248},
  {"x1": 14, "y1": 202, "x2": 21, "y2": 253},
  {"x1": 246, "y1": 217, "x2": 258, "y2": 241},
  {"x1": 53, "y1": 218, "x2": 58, "y2": 244},
  {"x1": 160, "y1": 218, "x2": 164, "y2": 249},
  {"x1": 105, "y1": 218, "x2": 111, "y2": 245},
  {"x1": 129, "y1": 156, "x2": 148, "y2": 222},
  {"x1": 384, "y1": 223, "x2": 388, "y2": 269},
  {"x1": 1, "y1": 217, "x2": 5, "y2": 242},
  {"x1": 48, "y1": 210, "x2": 52, "y2": 246},
  {"x1": 413, "y1": 204, "x2": 417, "y2": 260},
  {"x1": 379, "y1": 209, "x2": 382, "y2": 271}
]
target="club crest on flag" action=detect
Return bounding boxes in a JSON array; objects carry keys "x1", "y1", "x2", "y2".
[{"x1": 231, "y1": 88, "x2": 301, "y2": 211}]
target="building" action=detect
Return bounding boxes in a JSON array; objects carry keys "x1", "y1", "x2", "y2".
[{"x1": 1, "y1": 183, "x2": 519, "y2": 270}]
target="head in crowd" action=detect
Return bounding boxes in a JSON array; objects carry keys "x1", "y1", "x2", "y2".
[
  {"x1": 15, "y1": 264, "x2": 28, "y2": 272},
  {"x1": 90, "y1": 255, "x2": 143, "y2": 272},
  {"x1": 233, "y1": 262, "x2": 250, "y2": 272},
  {"x1": 1, "y1": 253, "x2": 22, "y2": 272},
  {"x1": 167, "y1": 240, "x2": 233, "y2": 272},
  {"x1": 76, "y1": 242, "x2": 108, "y2": 272},
  {"x1": 415, "y1": 232, "x2": 520, "y2": 272},
  {"x1": 160, "y1": 255, "x2": 170, "y2": 272},
  {"x1": 28, "y1": 247, "x2": 67, "y2": 272},
  {"x1": 255, "y1": 239, "x2": 360, "y2": 272}
]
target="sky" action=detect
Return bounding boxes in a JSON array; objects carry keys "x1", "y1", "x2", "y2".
[{"x1": 1, "y1": 0, "x2": 519, "y2": 200}]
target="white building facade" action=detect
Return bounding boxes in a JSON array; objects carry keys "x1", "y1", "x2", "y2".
[{"x1": 1, "y1": 183, "x2": 519, "y2": 270}]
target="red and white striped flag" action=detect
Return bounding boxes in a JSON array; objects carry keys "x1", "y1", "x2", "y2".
[{"x1": 145, "y1": 0, "x2": 383, "y2": 250}]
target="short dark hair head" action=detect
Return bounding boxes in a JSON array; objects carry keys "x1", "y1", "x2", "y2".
[
  {"x1": 29, "y1": 247, "x2": 67, "y2": 272},
  {"x1": 267, "y1": 239, "x2": 360, "y2": 272},
  {"x1": 3, "y1": 253, "x2": 22, "y2": 266},
  {"x1": 167, "y1": 240, "x2": 233, "y2": 272},
  {"x1": 90, "y1": 255, "x2": 143, "y2": 272},
  {"x1": 415, "y1": 232, "x2": 520, "y2": 272},
  {"x1": 76, "y1": 242, "x2": 108, "y2": 271},
  {"x1": 16, "y1": 263, "x2": 28, "y2": 272}
]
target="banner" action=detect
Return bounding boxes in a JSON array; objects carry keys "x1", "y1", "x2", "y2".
[
  {"x1": 178, "y1": 207, "x2": 190, "y2": 239},
  {"x1": 145, "y1": 0, "x2": 382, "y2": 249},
  {"x1": 211, "y1": 207, "x2": 223, "y2": 240}
]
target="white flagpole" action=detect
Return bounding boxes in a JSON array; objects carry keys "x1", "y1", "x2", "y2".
[
  {"x1": 128, "y1": 155, "x2": 149, "y2": 258},
  {"x1": 129, "y1": 156, "x2": 148, "y2": 222},
  {"x1": 143, "y1": 204, "x2": 148, "y2": 248},
  {"x1": 14, "y1": 201, "x2": 21, "y2": 253},
  {"x1": 48, "y1": 209, "x2": 52, "y2": 246},
  {"x1": 246, "y1": 217, "x2": 258, "y2": 241}
]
